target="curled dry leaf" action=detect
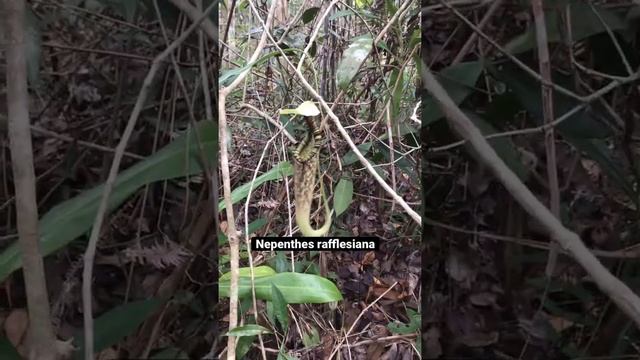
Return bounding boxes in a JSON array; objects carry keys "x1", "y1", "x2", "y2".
[
  {"x1": 457, "y1": 331, "x2": 499, "y2": 347},
  {"x1": 469, "y1": 291, "x2": 498, "y2": 307},
  {"x1": 4, "y1": 308, "x2": 28, "y2": 348},
  {"x1": 549, "y1": 315, "x2": 574, "y2": 333},
  {"x1": 367, "y1": 277, "x2": 404, "y2": 302},
  {"x1": 360, "y1": 251, "x2": 376, "y2": 266}
]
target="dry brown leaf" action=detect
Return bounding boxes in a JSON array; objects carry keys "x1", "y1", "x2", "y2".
[
  {"x1": 4, "y1": 308, "x2": 28, "y2": 348},
  {"x1": 549, "y1": 316, "x2": 574, "y2": 333},
  {"x1": 469, "y1": 292, "x2": 497, "y2": 307},
  {"x1": 457, "y1": 331, "x2": 499, "y2": 347},
  {"x1": 361, "y1": 251, "x2": 376, "y2": 266},
  {"x1": 380, "y1": 343, "x2": 398, "y2": 360},
  {"x1": 96, "y1": 346, "x2": 119, "y2": 360},
  {"x1": 366, "y1": 342, "x2": 386, "y2": 359},
  {"x1": 368, "y1": 277, "x2": 404, "y2": 301},
  {"x1": 257, "y1": 199, "x2": 279, "y2": 209}
]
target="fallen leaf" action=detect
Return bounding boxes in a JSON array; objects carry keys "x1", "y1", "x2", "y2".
[
  {"x1": 4, "y1": 308, "x2": 28, "y2": 348},
  {"x1": 361, "y1": 251, "x2": 376, "y2": 266},
  {"x1": 457, "y1": 331, "x2": 499, "y2": 347},
  {"x1": 469, "y1": 292, "x2": 497, "y2": 307}
]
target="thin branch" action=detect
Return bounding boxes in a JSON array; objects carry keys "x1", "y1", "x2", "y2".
[
  {"x1": 426, "y1": 216, "x2": 640, "y2": 259},
  {"x1": 451, "y1": 0, "x2": 503, "y2": 65},
  {"x1": 436, "y1": 0, "x2": 638, "y2": 104},
  {"x1": 530, "y1": 0, "x2": 561, "y2": 279},
  {"x1": 4, "y1": 0, "x2": 59, "y2": 358},
  {"x1": 218, "y1": 0, "x2": 279, "y2": 358},
  {"x1": 167, "y1": 0, "x2": 218, "y2": 43},
  {"x1": 81, "y1": 4, "x2": 217, "y2": 358},
  {"x1": 422, "y1": 64, "x2": 640, "y2": 327}
]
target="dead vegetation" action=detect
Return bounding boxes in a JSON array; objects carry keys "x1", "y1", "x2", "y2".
[{"x1": 425, "y1": 0, "x2": 640, "y2": 358}]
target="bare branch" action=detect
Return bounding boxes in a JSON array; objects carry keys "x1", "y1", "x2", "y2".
[{"x1": 422, "y1": 65, "x2": 640, "y2": 327}]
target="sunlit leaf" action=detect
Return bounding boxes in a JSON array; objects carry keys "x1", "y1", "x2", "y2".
[
  {"x1": 219, "y1": 271, "x2": 342, "y2": 304},
  {"x1": 227, "y1": 324, "x2": 272, "y2": 337},
  {"x1": 336, "y1": 34, "x2": 373, "y2": 90}
]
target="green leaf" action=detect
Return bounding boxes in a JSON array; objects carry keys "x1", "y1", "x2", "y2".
[
  {"x1": 336, "y1": 34, "x2": 373, "y2": 90},
  {"x1": 218, "y1": 161, "x2": 293, "y2": 212},
  {"x1": 355, "y1": 0, "x2": 372, "y2": 8},
  {"x1": 328, "y1": 9, "x2": 355, "y2": 21},
  {"x1": 236, "y1": 335, "x2": 256, "y2": 360},
  {"x1": 490, "y1": 63, "x2": 610, "y2": 139},
  {"x1": 490, "y1": 63, "x2": 636, "y2": 203},
  {"x1": 277, "y1": 352, "x2": 298, "y2": 360},
  {"x1": 333, "y1": 178, "x2": 353, "y2": 216},
  {"x1": 219, "y1": 265, "x2": 277, "y2": 282},
  {"x1": 121, "y1": 0, "x2": 137, "y2": 22},
  {"x1": 73, "y1": 298, "x2": 163, "y2": 358},
  {"x1": 0, "y1": 338, "x2": 21, "y2": 360},
  {"x1": 302, "y1": 327, "x2": 321, "y2": 348},
  {"x1": 423, "y1": 61, "x2": 484, "y2": 126},
  {"x1": 388, "y1": 68, "x2": 403, "y2": 120},
  {"x1": 466, "y1": 112, "x2": 529, "y2": 181},
  {"x1": 387, "y1": 308, "x2": 420, "y2": 334},
  {"x1": 301, "y1": 7, "x2": 320, "y2": 24},
  {"x1": 271, "y1": 284, "x2": 289, "y2": 329},
  {"x1": 25, "y1": 6, "x2": 42, "y2": 88},
  {"x1": 274, "y1": 251, "x2": 288, "y2": 273},
  {"x1": 505, "y1": 2, "x2": 626, "y2": 55},
  {"x1": 342, "y1": 142, "x2": 373, "y2": 165},
  {"x1": 227, "y1": 324, "x2": 272, "y2": 337},
  {"x1": 0, "y1": 122, "x2": 216, "y2": 282},
  {"x1": 219, "y1": 66, "x2": 249, "y2": 87},
  {"x1": 219, "y1": 272, "x2": 343, "y2": 304}
]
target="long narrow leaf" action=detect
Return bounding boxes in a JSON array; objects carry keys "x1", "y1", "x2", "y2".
[
  {"x1": 218, "y1": 161, "x2": 293, "y2": 212},
  {"x1": 0, "y1": 121, "x2": 216, "y2": 282},
  {"x1": 219, "y1": 272, "x2": 342, "y2": 304}
]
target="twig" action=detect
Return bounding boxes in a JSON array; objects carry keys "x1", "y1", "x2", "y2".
[
  {"x1": 240, "y1": 104, "x2": 296, "y2": 143},
  {"x1": 451, "y1": 0, "x2": 503, "y2": 65},
  {"x1": 218, "y1": 0, "x2": 278, "y2": 358},
  {"x1": 422, "y1": 64, "x2": 640, "y2": 327},
  {"x1": 437, "y1": 0, "x2": 638, "y2": 104},
  {"x1": 80, "y1": 4, "x2": 217, "y2": 358},
  {"x1": 30, "y1": 125, "x2": 144, "y2": 159},
  {"x1": 529, "y1": 0, "x2": 561, "y2": 280},
  {"x1": 4, "y1": 1, "x2": 59, "y2": 358},
  {"x1": 328, "y1": 282, "x2": 399, "y2": 360},
  {"x1": 167, "y1": 0, "x2": 218, "y2": 43},
  {"x1": 427, "y1": 56, "x2": 639, "y2": 151},
  {"x1": 589, "y1": 3, "x2": 633, "y2": 76}
]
